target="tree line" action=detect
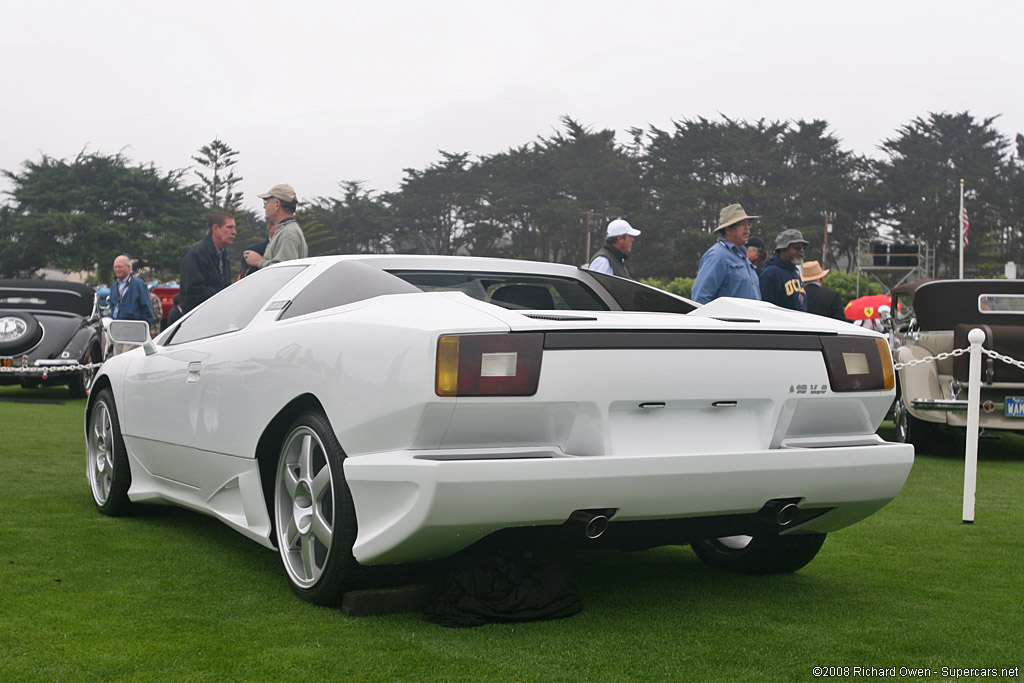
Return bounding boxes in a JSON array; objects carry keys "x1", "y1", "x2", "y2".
[{"x1": 2, "y1": 112, "x2": 1021, "y2": 284}]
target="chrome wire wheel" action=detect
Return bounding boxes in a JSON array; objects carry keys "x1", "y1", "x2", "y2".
[
  {"x1": 87, "y1": 399, "x2": 115, "y2": 505},
  {"x1": 275, "y1": 425, "x2": 336, "y2": 590}
]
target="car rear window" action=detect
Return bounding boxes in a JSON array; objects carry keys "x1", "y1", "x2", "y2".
[{"x1": 388, "y1": 270, "x2": 609, "y2": 311}]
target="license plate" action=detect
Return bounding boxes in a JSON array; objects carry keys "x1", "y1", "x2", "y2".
[{"x1": 1006, "y1": 397, "x2": 1024, "y2": 418}]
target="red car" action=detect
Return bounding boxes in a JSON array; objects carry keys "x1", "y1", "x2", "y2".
[{"x1": 151, "y1": 286, "x2": 179, "y2": 322}]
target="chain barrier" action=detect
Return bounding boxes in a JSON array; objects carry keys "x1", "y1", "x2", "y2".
[
  {"x1": 981, "y1": 347, "x2": 1024, "y2": 372},
  {"x1": 892, "y1": 344, "x2": 1024, "y2": 372},
  {"x1": 0, "y1": 361, "x2": 105, "y2": 376},
  {"x1": 892, "y1": 347, "x2": 968, "y2": 371}
]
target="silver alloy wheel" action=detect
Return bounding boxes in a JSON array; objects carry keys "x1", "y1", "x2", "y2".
[
  {"x1": 275, "y1": 425, "x2": 335, "y2": 590},
  {"x1": 87, "y1": 399, "x2": 114, "y2": 505}
]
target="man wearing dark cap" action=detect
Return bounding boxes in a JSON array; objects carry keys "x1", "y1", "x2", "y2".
[
  {"x1": 588, "y1": 219, "x2": 641, "y2": 278},
  {"x1": 691, "y1": 204, "x2": 762, "y2": 304},
  {"x1": 760, "y1": 229, "x2": 808, "y2": 311},
  {"x1": 745, "y1": 236, "x2": 768, "y2": 274},
  {"x1": 243, "y1": 184, "x2": 308, "y2": 269}
]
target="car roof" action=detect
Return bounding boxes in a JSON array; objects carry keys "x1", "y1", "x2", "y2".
[
  {"x1": 892, "y1": 278, "x2": 1024, "y2": 330},
  {"x1": 291, "y1": 254, "x2": 589, "y2": 278},
  {"x1": 0, "y1": 279, "x2": 97, "y2": 317}
]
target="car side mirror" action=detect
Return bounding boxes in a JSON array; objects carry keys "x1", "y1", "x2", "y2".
[{"x1": 108, "y1": 320, "x2": 157, "y2": 356}]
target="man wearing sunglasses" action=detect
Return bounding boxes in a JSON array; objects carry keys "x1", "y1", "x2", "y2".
[
  {"x1": 244, "y1": 184, "x2": 308, "y2": 270},
  {"x1": 760, "y1": 229, "x2": 808, "y2": 311}
]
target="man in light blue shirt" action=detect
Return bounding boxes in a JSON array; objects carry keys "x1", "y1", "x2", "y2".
[{"x1": 691, "y1": 204, "x2": 763, "y2": 304}]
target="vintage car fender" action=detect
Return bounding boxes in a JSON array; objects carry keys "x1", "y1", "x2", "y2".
[
  {"x1": 65, "y1": 325, "x2": 101, "y2": 361},
  {"x1": 893, "y1": 344, "x2": 947, "y2": 425}
]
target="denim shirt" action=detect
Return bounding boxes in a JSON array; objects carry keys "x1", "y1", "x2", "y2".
[{"x1": 691, "y1": 239, "x2": 762, "y2": 304}]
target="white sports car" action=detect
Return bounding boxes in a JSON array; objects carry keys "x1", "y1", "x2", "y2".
[{"x1": 87, "y1": 255, "x2": 913, "y2": 605}]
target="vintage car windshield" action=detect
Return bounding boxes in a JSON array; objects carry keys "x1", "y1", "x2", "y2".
[
  {"x1": 388, "y1": 270, "x2": 609, "y2": 311},
  {"x1": 167, "y1": 265, "x2": 306, "y2": 345}
]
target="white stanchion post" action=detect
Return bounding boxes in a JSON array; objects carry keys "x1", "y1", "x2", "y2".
[{"x1": 962, "y1": 328, "x2": 985, "y2": 524}]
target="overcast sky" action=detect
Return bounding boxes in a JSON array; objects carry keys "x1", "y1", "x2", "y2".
[{"x1": 3, "y1": 0, "x2": 1021, "y2": 212}]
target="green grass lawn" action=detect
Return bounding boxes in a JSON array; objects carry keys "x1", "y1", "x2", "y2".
[{"x1": 1, "y1": 384, "x2": 1021, "y2": 681}]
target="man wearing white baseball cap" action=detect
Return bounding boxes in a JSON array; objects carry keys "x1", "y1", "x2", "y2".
[{"x1": 588, "y1": 219, "x2": 640, "y2": 278}]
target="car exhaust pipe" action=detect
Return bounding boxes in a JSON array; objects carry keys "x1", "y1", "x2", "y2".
[
  {"x1": 775, "y1": 503, "x2": 799, "y2": 526},
  {"x1": 758, "y1": 499, "x2": 800, "y2": 527},
  {"x1": 568, "y1": 509, "x2": 613, "y2": 539}
]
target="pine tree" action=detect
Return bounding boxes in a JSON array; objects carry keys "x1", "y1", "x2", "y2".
[{"x1": 192, "y1": 139, "x2": 243, "y2": 211}]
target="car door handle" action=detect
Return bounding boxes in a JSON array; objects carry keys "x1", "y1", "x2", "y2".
[{"x1": 187, "y1": 362, "x2": 202, "y2": 383}]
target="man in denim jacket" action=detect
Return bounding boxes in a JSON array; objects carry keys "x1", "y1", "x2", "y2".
[{"x1": 691, "y1": 204, "x2": 763, "y2": 304}]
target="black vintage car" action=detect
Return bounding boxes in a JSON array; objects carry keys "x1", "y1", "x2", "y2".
[
  {"x1": 889, "y1": 278, "x2": 1024, "y2": 450},
  {"x1": 0, "y1": 280, "x2": 106, "y2": 398}
]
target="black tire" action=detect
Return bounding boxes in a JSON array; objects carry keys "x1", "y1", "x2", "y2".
[
  {"x1": 893, "y1": 385, "x2": 941, "y2": 453},
  {"x1": 273, "y1": 410, "x2": 359, "y2": 606},
  {"x1": 68, "y1": 343, "x2": 101, "y2": 399},
  {"x1": 691, "y1": 532, "x2": 827, "y2": 574},
  {"x1": 86, "y1": 389, "x2": 133, "y2": 515},
  {"x1": 0, "y1": 311, "x2": 43, "y2": 354}
]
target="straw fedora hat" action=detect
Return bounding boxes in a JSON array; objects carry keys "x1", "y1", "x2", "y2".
[{"x1": 801, "y1": 260, "x2": 830, "y2": 282}]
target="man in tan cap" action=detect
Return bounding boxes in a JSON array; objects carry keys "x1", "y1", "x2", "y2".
[
  {"x1": 244, "y1": 184, "x2": 308, "y2": 269},
  {"x1": 801, "y1": 260, "x2": 846, "y2": 320},
  {"x1": 691, "y1": 204, "x2": 762, "y2": 304}
]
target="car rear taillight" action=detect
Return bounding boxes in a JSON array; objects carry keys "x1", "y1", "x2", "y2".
[
  {"x1": 436, "y1": 333, "x2": 543, "y2": 397},
  {"x1": 820, "y1": 336, "x2": 895, "y2": 392}
]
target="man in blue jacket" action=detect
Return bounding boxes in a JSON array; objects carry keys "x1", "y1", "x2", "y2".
[
  {"x1": 110, "y1": 255, "x2": 154, "y2": 354},
  {"x1": 691, "y1": 204, "x2": 763, "y2": 304},
  {"x1": 759, "y1": 229, "x2": 808, "y2": 311}
]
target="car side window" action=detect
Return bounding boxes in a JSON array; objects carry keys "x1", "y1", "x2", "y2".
[
  {"x1": 167, "y1": 265, "x2": 305, "y2": 345},
  {"x1": 585, "y1": 271, "x2": 697, "y2": 314},
  {"x1": 279, "y1": 261, "x2": 422, "y2": 320}
]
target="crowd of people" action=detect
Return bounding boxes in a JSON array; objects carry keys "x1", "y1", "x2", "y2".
[
  {"x1": 111, "y1": 191, "x2": 868, "y2": 354},
  {"x1": 108, "y1": 183, "x2": 308, "y2": 353},
  {"x1": 586, "y1": 202, "x2": 858, "y2": 324}
]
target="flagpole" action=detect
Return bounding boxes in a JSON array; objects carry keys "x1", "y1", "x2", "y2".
[{"x1": 958, "y1": 179, "x2": 965, "y2": 280}]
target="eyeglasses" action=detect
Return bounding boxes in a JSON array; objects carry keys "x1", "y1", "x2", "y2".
[
  {"x1": 790, "y1": 244, "x2": 806, "y2": 251},
  {"x1": 263, "y1": 197, "x2": 278, "y2": 206}
]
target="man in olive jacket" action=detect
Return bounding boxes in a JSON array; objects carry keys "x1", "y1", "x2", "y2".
[{"x1": 588, "y1": 219, "x2": 640, "y2": 279}]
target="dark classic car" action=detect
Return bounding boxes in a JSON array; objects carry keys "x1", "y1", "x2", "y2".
[
  {"x1": 0, "y1": 280, "x2": 106, "y2": 398},
  {"x1": 889, "y1": 278, "x2": 1024, "y2": 450}
]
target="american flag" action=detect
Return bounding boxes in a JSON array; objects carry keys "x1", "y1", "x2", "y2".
[{"x1": 960, "y1": 205, "x2": 970, "y2": 248}]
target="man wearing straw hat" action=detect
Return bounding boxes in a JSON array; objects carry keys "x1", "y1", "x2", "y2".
[
  {"x1": 801, "y1": 260, "x2": 846, "y2": 320},
  {"x1": 691, "y1": 204, "x2": 762, "y2": 304}
]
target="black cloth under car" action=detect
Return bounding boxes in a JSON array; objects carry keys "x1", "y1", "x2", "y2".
[{"x1": 423, "y1": 553, "x2": 582, "y2": 628}]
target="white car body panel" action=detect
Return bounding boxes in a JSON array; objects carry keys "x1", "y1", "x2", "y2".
[{"x1": 89, "y1": 254, "x2": 914, "y2": 567}]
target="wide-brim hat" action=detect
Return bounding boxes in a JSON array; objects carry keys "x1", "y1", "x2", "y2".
[
  {"x1": 716, "y1": 204, "x2": 760, "y2": 232},
  {"x1": 801, "y1": 260, "x2": 830, "y2": 281},
  {"x1": 258, "y1": 183, "x2": 298, "y2": 204},
  {"x1": 775, "y1": 228, "x2": 809, "y2": 250}
]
